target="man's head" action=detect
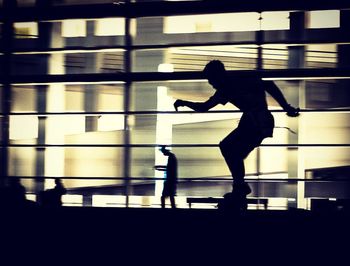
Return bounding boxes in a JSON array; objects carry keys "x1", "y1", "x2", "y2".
[
  {"x1": 160, "y1": 145, "x2": 170, "y2": 156},
  {"x1": 203, "y1": 60, "x2": 226, "y2": 89}
]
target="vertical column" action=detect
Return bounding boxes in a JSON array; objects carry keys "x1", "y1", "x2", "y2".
[
  {"x1": 337, "y1": 12, "x2": 350, "y2": 205},
  {"x1": 287, "y1": 11, "x2": 306, "y2": 209},
  {"x1": 133, "y1": 16, "x2": 165, "y2": 203},
  {"x1": 255, "y1": 13, "x2": 263, "y2": 204},
  {"x1": 46, "y1": 18, "x2": 65, "y2": 185},
  {"x1": 35, "y1": 16, "x2": 52, "y2": 192},
  {"x1": 0, "y1": 0, "x2": 16, "y2": 188},
  {"x1": 84, "y1": 21, "x2": 100, "y2": 132},
  {"x1": 256, "y1": 12, "x2": 263, "y2": 71},
  {"x1": 124, "y1": 4, "x2": 132, "y2": 207},
  {"x1": 154, "y1": 86, "x2": 174, "y2": 199},
  {"x1": 34, "y1": 0, "x2": 53, "y2": 191},
  {"x1": 35, "y1": 85, "x2": 47, "y2": 192},
  {"x1": 337, "y1": 10, "x2": 350, "y2": 107}
]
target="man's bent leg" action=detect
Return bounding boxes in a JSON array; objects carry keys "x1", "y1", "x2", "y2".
[
  {"x1": 220, "y1": 142, "x2": 245, "y2": 184},
  {"x1": 219, "y1": 130, "x2": 246, "y2": 184},
  {"x1": 219, "y1": 129, "x2": 263, "y2": 194},
  {"x1": 220, "y1": 143, "x2": 249, "y2": 194}
]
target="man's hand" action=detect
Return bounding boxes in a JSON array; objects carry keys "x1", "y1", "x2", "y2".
[
  {"x1": 285, "y1": 104, "x2": 300, "y2": 117},
  {"x1": 154, "y1": 165, "x2": 166, "y2": 171},
  {"x1": 174, "y1": 99, "x2": 185, "y2": 111}
]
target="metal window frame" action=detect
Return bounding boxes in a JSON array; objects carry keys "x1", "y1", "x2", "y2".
[{"x1": 1, "y1": 0, "x2": 350, "y2": 207}]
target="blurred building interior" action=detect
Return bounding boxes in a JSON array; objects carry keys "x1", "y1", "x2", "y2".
[{"x1": 1, "y1": 0, "x2": 350, "y2": 210}]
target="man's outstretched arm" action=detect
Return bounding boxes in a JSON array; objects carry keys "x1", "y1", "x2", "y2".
[
  {"x1": 264, "y1": 81, "x2": 300, "y2": 117},
  {"x1": 174, "y1": 97, "x2": 218, "y2": 112},
  {"x1": 154, "y1": 165, "x2": 167, "y2": 171}
]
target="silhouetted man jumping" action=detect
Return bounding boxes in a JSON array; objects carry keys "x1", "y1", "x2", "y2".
[{"x1": 174, "y1": 60, "x2": 299, "y2": 199}]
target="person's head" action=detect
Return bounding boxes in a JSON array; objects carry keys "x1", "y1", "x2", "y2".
[
  {"x1": 203, "y1": 60, "x2": 226, "y2": 89},
  {"x1": 160, "y1": 145, "x2": 170, "y2": 156},
  {"x1": 10, "y1": 177, "x2": 20, "y2": 185}
]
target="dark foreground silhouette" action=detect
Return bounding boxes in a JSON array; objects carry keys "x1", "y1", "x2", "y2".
[
  {"x1": 0, "y1": 177, "x2": 37, "y2": 208},
  {"x1": 38, "y1": 178, "x2": 67, "y2": 208},
  {"x1": 174, "y1": 60, "x2": 299, "y2": 211},
  {"x1": 155, "y1": 145, "x2": 178, "y2": 208}
]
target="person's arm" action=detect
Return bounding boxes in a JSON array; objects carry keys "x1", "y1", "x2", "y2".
[
  {"x1": 174, "y1": 96, "x2": 219, "y2": 112},
  {"x1": 264, "y1": 81, "x2": 300, "y2": 117},
  {"x1": 154, "y1": 165, "x2": 167, "y2": 171}
]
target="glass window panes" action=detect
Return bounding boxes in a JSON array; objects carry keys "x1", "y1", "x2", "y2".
[
  {"x1": 307, "y1": 10, "x2": 340, "y2": 29},
  {"x1": 14, "y1": 22, "x2": 38, "y2": 38},
  {"x1": 2, "y1": 2, "x2": 350, "y2": 210},
  {"x1": 11, "y1": 83, "x2": 124, "y2": 113},
  {"x1": 12, "y1": 50, "x2": 124, "y2": 75}
]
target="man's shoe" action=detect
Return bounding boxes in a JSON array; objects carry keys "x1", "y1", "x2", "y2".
[{"x1": 233, "y1": 182, "x2": 251, "y2": 195}]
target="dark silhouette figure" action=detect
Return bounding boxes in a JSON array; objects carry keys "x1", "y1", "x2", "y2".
[
  {"x1": 0, "y1": 177, "x2": 38, "y2": 209},
  {"x1": 174, "y1": 60, "x2": 299, "y2": 210},
  {"x1": 6, "y1": 177, "x2": 27, "y2": 207},
  {"x1": 155, "y1": 146, "x2": 178, "y2": 209},
  {"x1": 39, "y1": 178, "x2": 67, "y2": 208}
]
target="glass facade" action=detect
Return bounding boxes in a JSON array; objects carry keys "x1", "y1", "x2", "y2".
[{"x1": 1, "y1": 0, "x2": 350, "y2": 210}]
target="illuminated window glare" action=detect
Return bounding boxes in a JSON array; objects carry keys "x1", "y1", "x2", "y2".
[
  {"x1": 164, "y1": 13, "x2": 261, "y2": 33},
  {"x1": 94, "y1": 18, "x2": 125, "y2": 36},
  {"x1": 10, "y1": 116, "x2": 38, "y2": 140},
  {"x1": 14, "y1": 22, "x2": 38, "y2": 38},
  {"x1": 62, "y1": 194, "x2": 83, "y2": 206},
  {"x1": 62, "y1": 19, "x2": 87, "y2": 37},
  {"x1": 306, "y1": 44, "x2": 337, "y2": 68},
  {"x1": 261, "y1": 12, "x2": 290, "y2": 30},
  {"x1": 164, "y1": 12, "x2": 290, "y2": 34},
  {"x1": 98, "y1": 115, "x2": 125, "y2": 131},
  {"x1": 308, "y1": 10, "x2": 340, "y2": 29}
]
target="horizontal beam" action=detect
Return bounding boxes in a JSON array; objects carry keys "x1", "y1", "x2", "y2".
[
  {"x1": 2, "y1": 68, "x2": 350, "y2": 84},
  {"x1": 2, "y1": 144, "x2": 350, "y2": 148},
  {"x1": 7, "y1": 175, "x2": 350, "y2": 182},
  {"x1": 5, "y1": 108, "x2": 350, "y2": 116},
  {"x1": 4, "y1": 28, "x2": 350, "y2": 54},
  {"x1": 1, "y1": 0, "x2": 350, "y2": 21}
]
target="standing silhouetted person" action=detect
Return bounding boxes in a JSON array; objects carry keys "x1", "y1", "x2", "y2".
[
  {"x1": 174, "y1": 60, "x2": 299, "y2": 201},
  {"x1": 155, "y1": 146, "x2": 178, "y2": 209},
  {"x1": 39, "y1": 178, "x2": 67, "y2": 208},
  {"x1": 7, "y1": 177, "x2": 27, "y2": 207}
]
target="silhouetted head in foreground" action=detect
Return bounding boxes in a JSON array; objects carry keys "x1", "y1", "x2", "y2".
[
  {"x1": 203, "y1": 60, "x2": 227, "y2": 89},
  {"x1": 160, "y1": 145, "x2": 171, "y2": 156},
  {"x1": 55, "y1": 178, "x2": 63, "y2": 186}
]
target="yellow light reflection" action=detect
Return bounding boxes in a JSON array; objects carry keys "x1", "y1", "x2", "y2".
[
  {"x1": 9, "y1": 115, "x2": 38, "y2": 140},
  {"x1": 308, "y1": 10, "x2": 340, "y2": 29},
  {"x1": 95, "y1": 18, "x2": 125, "y2": 36},
  {"x1": 164, "y1": 12, "x2": 290, "y2": 34},
  {"x1": 14, "y1": 22, "x2": 38, "y2": 38},
  {"x1": 98, "y1": 115, "x2": 125, "y2": 131},
  {"x1": 155, "y1": 86, "x2": 174, "y2": 196},
  {"x1": 92, "y1": 195, "x2": 125, "y2": 207},
  {"x1": 62, "y1": 194, "x2": 83, "y2": 207},
  {"x1": 62, "y1": 19, "x2": 86, "y2": 37},
  {"x1": 158, "y1": 63, "x2": 174, "y2": 72},
  {"x1": 164, "y1": 13, "x2": 261, "y2": 33}
]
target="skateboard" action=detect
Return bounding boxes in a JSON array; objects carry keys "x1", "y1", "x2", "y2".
[
  {"x1": 217, "y1": 183, "x2": 251, "y2": 212},
  {"x1": 217, "y1": 191, "x2": 248, "y2": 212}
]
